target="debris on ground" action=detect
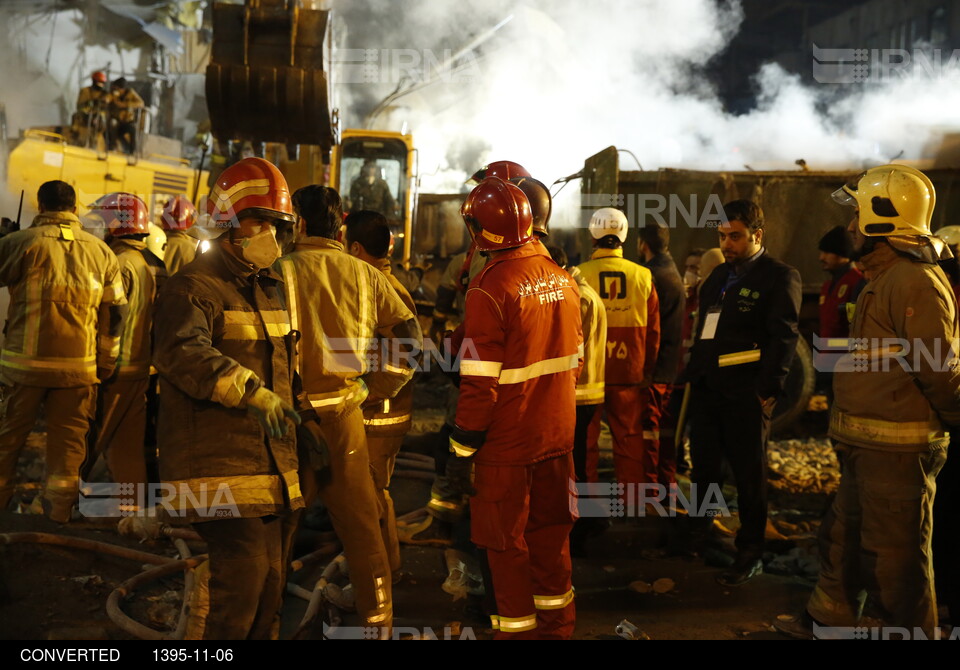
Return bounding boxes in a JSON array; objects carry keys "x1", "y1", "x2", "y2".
[{"x1": 768, "y1": 438, "x2": 839, "y2": 495}]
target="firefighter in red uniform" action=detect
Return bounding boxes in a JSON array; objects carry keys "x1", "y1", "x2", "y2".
[
  {"x1": 577, "y1": 208, "x2": 660, "y2": 491},
  {"x1": 817, "y1": 225, "x2": 864, "y2": 340},
  {"x1": 447, "y1": 176, "x2": 582, "y2": 639}
]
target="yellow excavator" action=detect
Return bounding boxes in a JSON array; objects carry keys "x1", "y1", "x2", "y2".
[{"x1": 206, "y1": 0, "x2": 419, "y2": 264}]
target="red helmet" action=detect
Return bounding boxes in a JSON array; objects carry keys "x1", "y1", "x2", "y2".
[
  {"x1": 469, "y1": 160, "x2": 531, "y2": 184},
  {"x1": 89, "y1": 192, "x2": 149, "y2": 236},
  {"x1": 206, "y1": 157, "x2": 295, "y2": 230},
  {"x1": 92, "y1": 71, "x2": 107, "y2": 84},
  {"x1": 160, "y1": 195, "x2": 198, "y2": 231},
  {"x1": 461, "y1": 177, "x2": 533, "y2": 252},
  {"x1": 509, "y1": 176, "x2": 551, "y2": 238}
]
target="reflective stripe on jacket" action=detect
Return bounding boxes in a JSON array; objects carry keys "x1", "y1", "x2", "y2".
[
  {"x1": 456, "y1": 243, "x2": 582, "y2": 466},
  {"x1": 569, "y1": 267, "x2": 606, "y2": 405},
  {"x1": 153, "y1": 240, "x2": 302, "y2": 521},
  {"x1": 0, "y1": 211, "x2": 126, "y2": 387},
  {"x1": 577, "y1": 248, "x2": 659, "y2": 385},
  {"x1": 280, "y1": 237, "x2": 419, "y2": 419},
  {"x1": 109, "y1": 238, "x2": 166, "y2": 380},
  {"x1": 363, "y1": 259, "x2": 417, "y2": 436},
  {"x1": 830, "y1": 243, "x2": 960, "y2": 451}
]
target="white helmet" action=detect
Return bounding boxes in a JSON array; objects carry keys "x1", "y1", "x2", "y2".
[{"x1": 589, "y1": 207, "x2": 628, "y2": 242}]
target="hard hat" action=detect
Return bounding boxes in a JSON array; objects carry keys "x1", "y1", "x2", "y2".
[
  {"x1": 469, "y1": 160, "x2": 531, "y2": 184},
  {"x1": 88, "y1": 192, "x2": 150, "y2": 236},
  {"x1": 160, "y1": 195, "x2": 198, "y2": 231},
  {"x1": 145, "y1": 222, "x2": 167, "y2": 261},
  {"x1": 92, "y1": 71, "x2": 107, "y2": 84},
  {"x1": 204, "y1": 157, "x2": 296, "y2": 235},
  {"x1": 461, "y1": 177, "x2": 533, "y2": 252},
  {"x1": 509, "y1": 176, "x2": 551, "y2": 238},
  {"x1": 832, "y1": 164, "x2": 936, "y2": 237},
  {"x1": 589, "y1": 207, "x2": 629, "y2": 242}
]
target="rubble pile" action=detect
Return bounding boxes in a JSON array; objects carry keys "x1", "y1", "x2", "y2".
[{"x1": 768, "y1": 438, "x2": 839, "y2": 495}]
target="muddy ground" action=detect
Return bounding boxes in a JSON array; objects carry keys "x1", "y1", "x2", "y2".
[{"x1": 0, "y1": 376, "x2": 838, "y2": 641}]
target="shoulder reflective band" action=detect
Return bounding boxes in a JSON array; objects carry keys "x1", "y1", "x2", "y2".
[{"x1": 717, "y1": 349, "x2": 761, "y2": 367}]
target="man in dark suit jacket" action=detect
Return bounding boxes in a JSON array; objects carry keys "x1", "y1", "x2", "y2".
[{"x1": 684, "y1": 199, "x2": 802, "y2": 586}]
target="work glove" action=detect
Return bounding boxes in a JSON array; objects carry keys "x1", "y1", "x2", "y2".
[{"x1": 247, "y1": 386, "x2": 301, "y2": 439}]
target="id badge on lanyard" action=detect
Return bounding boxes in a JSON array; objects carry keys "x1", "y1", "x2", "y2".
[{"x1": 701, "y1": 307, "x2": 721, "y2": 340}]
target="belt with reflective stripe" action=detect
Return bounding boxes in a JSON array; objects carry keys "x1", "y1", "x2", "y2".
[
  {"x1": 499, "y1": 352, "x2": 580, "y2": 385},
  {"x1": 533, "y1": 588, "x2": 575, "y2": 610},
  {"x1": 450, "y1": 438, "x2": 476, "y2": 457},
  {"x1": 303, "y1": 381, "x2": 368, "y2": 410},
  {"x1": 831, "y1": 411, "x2": 947, "y2": 444},
  {"x1": 491, "y1": 614, "x2": 537, "y2": 632},
  {"x1": 363, "y1": 413, "x2": 412, "y2": 427},
  {"x1": 1, "y1": 350, "x2": 97, "y2": 372},
  {"x1": 717, "y1": 349, "x2": 761, "y2": 367}
]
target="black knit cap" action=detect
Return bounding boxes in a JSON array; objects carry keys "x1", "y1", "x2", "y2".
[{"x1": 818, "y1": 225, "x2": 852, "y2": 257}]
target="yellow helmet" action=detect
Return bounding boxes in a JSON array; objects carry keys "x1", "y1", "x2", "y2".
[{"x1": 832, "y1": 164, "x2": 935, "y2": 237}]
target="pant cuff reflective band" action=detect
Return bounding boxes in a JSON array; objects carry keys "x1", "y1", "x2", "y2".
[
  {"x1": 366, "y1": 609, "x2": 392, "y2": 624},
  {"x1": 717, "y1": 349, "x2": 761, "y2": 367},
  {"x1": 495, "y1": 614, "x2": 538, "y2": 632},
  {"x1": 428, "y1": 495, "x2": 462, "y2": 511},
  {"x1": 490, "y1": 615, "x2": 500, "y2": 630},
  {"x1": 642, "y1": 430, "x2": 660, "y2": 440},
  {"x1": 534, "y1": 588, "x2": 575, "y2": 610}
]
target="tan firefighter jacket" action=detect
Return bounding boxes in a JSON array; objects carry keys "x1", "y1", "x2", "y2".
[
  {"x1": 153, "y1": 240, "x2": 302, "y2": 522},
  {"x1": 279, "y1": 237, "x2": 421, "y2": 419},
  {"x1": 569, "y1": 266, "x2": 607, "y2": 405},
  {"x1": 163, "y1": 229, "x2": 199, "y2": 276},
  {"x1": 0, "y1": 211, "x2": 125, "y2": 387},
  {"x1": 108, "y1": 238, "x2": 166, "y2": 380},
  {"x1": 831, "y1": 242, "x2": 960, "y2": 451}
]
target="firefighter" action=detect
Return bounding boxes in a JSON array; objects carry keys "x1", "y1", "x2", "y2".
[
  {"x1": 86, "y1": 193, "x2": 166, "y2": 497},
  {"x1": 73, "y1": 70, "x2": 110, "y2": 148},
  {"x1": 152, "y1": 157, "x2": 303, "y2": 640},
  {"x1": 344, "y1": 210, "x2": 417, "y2": 578},
  {"x1": 348, "y1": 160, "x2": 397, "y2": 218},
  {"x1": 817, "y1": 225, "x2": 865, "y2": 340},
  {"x1": 447, "y1": 176, "x2": 582, "y2": 639},
  {"x1": 577, "y1": 208, "x2": 661, "y2": 493},
  {"x1": 0, "y1": 180, "x2": 126, "y2": 522},
  {"x1": 108, "y1": 77, "x2": 144, "y2": 154},
  {"x1": 545, "y1": 244, "x2": 607, "y2": 555},
  {"x1": 776, "y1": 165, "x2": 960, "y2": 638},
  {"x1": 159, "y1": 195, "x2": 200, "y2": 275},
  {"x1": 403, "y1": 161, "x2": 535, "y2": 544},
  {"x1": 685, "y1": 199, "x2": 802, "y2": 586},
  {"x1": 638, "y1": 224, "x2": 685, "y2": 490},
  {"x1": 280, "y1": 185, "x2": 421, "y2": 635}
]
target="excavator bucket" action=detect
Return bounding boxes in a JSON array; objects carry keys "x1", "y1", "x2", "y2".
[{"x1": 206, "y1": 1, "x2": 334, "y2": 152}]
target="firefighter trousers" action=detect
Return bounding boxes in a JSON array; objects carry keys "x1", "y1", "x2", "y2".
[
  {"x1": 471, "y1": 453, "x2": 577, "y2": 640},
  {"x1": 0, "y1": 382, "x2": 96, "y2": 522},
  {"x1": 588, "y1": 385, "x2": 657, "y2": 487},
  {"x1": 92, "y1": 377, "x2": 150, "y2": 490},
  {"x1": 807, "y1": 443, "x2": 945, "y2": 636},
  {"x1": 189, "y1": 513, "x2": 299, "y2": 640},
  {"x1": 367, "y1": 433, "x2": 403, "y2": 574},
  {"x1": 299, "y1": 408, "x2": 393, "y2": 629}
]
